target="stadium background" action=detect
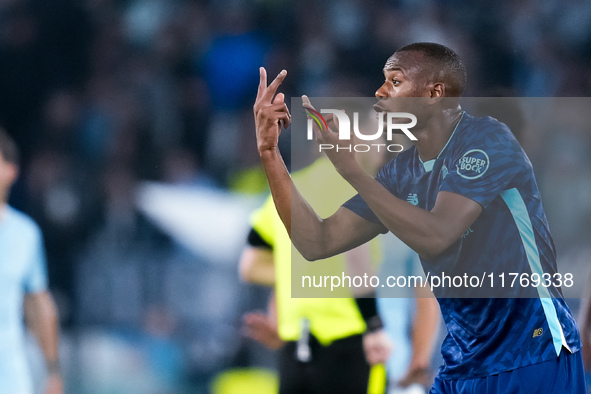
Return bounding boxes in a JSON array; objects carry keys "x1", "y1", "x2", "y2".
[{"x1": 0, "y1": 0, "x2": 590, "y2": 392}]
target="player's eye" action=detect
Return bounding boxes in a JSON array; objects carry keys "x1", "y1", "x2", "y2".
[{"x1": 391, "y1": 79, "x2": 400, "y2": 85}]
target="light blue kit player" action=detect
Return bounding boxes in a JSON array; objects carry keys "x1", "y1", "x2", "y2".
[
  {"x1": 0, "y1": 130, "x2": 62, "y2": 394},
  {"x1": 252, "y1": 42, "x2": 586, "y2": 393}
]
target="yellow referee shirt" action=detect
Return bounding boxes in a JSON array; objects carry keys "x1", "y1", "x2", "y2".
[{"x1": 251, "y1": 158, "x2": 380, "y2": 345}]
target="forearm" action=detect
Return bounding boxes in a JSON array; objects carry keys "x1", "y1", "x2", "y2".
[
  {"x1": 25, "y1": 293, "x2": 60, "y2": 370},
  {"x1": 409, "y1": 295, "x2": 440, "y2": 369},
  {"x1": 345, "y1": 169, "x2": 456, "y2": 259},
  {"x1": 580, "y1": 291, "x2": 591, "y2": 344},
  {"x1": 260, "y1": 150, "x2": 331, "y2": 260}
]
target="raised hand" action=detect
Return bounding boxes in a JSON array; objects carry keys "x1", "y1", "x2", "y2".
[
  {"x1": 302, "y1": 95, "x2": 362, "y2": 179},
  {"x1": 253, "y1": 67, "x2": 291, "y2": 155}
]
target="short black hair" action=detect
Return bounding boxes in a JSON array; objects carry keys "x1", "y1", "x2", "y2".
[
  {"x1": 0, "y1": 128, "x2": 19, "y2": 165},
  {"x1": 395, "y1": 42, "x2": 467, "y2": 96}
]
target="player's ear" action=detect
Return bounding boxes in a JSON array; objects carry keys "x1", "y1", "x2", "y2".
[{"x1": 427, "y1": 82, "x2": 445, "y2": 104}]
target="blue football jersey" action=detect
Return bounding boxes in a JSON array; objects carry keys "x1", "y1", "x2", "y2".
[{"x1": 344, "y1": 112, "x2": 581, "y2": 379}]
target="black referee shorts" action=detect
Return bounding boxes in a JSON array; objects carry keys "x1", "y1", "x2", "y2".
[{"x1": 278, "y1": 333, "x2": 370, "y2": 394}]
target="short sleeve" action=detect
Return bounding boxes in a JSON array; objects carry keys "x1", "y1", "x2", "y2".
[
  {"x1": 439, "y1": 122, "x2": 526, "y2": 209},
  {"x1": 23, "y1": 226, "x2": 48, "y2": 294},
  {"x1": 250, "y1": 195, "x2": 277, "y2": 249},
  {"x1": 342, "y1": 160, "x2": 397, "y2": 229}
]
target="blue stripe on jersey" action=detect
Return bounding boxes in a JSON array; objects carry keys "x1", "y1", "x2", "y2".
[{"x1": 500, "y1": 188, "x2": 568, "y2": 356}]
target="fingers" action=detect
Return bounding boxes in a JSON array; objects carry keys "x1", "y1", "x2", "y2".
[
  {"x1": 243, "y1": 311, "x2": 267, "y2": 322},
  {"x1": 302, "y1": 95, "x2": 321, "y2": 126},
  {"x1": 302, "y1": 96, "x2": 326, "y2": 139},
  {"x1": 256, "y1": 102, "x2": 291, "y2": 129},
  {"x1": 241, "y1": 312, "x2": 283, "y2": 349},
  {"x1": 302, "y1": 94, "x2": 314, "y2": 110},
  {"x1": 259, "y1": 68, "x2": 286, "y2": 103},
  {"x1": 256, "y1": 67, "x2": 287, "y2": 103},
  {"x1": 367, "y1": 345, "x2": 390, "y2": 365},
  {"x1": 365, "y1": 347, "x2": 388, "y2": 364},
  {"x1": 363, "y1": 330, "x2": 393, "y2": 365},
  {"x1": 277, "y1": 112, "x2": 291, "y2": 129},
  {"x1": 242, "y1": 313, "x2": 271, "y2": 336},
  {"x1": 274, "y1": 93, "x2": 291, "y2": 128},
  {"x1": 258, "y1": 67, "x2": 266, "y2": 93},
  {"x1": 256, "y1": 67, "x2": 267, "y2": 102},
  {"x1": 255, "y1": 68, "x2": 290, "y2": 129},
  {"x1": 302, "y1": 95, "x2": 339, "y2": 134}
]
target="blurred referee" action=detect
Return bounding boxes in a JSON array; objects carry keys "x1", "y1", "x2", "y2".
[{"x1": 240, "y1": 154, "x2": 392, "y2": 394}]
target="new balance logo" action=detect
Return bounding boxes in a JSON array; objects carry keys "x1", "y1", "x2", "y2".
[{"x1": 407, "y1": 193, "x2": 419, "y2": 206}]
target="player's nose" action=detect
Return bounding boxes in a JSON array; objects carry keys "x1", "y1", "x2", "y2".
[{"x1": 375, "y1": 83, "x2": 388, "y2": 98}]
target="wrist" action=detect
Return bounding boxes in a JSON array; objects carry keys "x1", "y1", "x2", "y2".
[
  {"x1": 46, "y1": 359, "x2": 61, "y2": 376},
  {"x1": 408, "y1": 357, "x2": 430, "y2": 371},
  {"x1": 258, "y1": 146, "x2": 280, "y2": 160},
  {"x1": 339, "y1": 165, "x2": 368, "y2": 184}
]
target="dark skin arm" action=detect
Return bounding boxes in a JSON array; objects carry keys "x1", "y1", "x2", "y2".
[
  {"x1": 301, "y1": 96, "x2": 482, "y2": 260},
  {"x1": 580, "y1": 277, "x2": 591, "y2": 371},
  {"x1": 254, "y1": 68, "x2": 481, "y2": 262},
  {"x1": 24, "y1": 291, "x2": 63, "y2": 394},
  {"x1": 253, "y1": 68, "x2": 384, "y2": 260}
]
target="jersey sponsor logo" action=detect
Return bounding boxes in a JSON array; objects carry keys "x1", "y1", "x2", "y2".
[
  {"x1": 456, "y1": 149, "x2": 490, "y2": 180},
  {"x1": 407, "y1": 193, "x2": 419, "y2": 206},
  {"x1": 533, "y1": 328, "x2": 543, "y2": 338}
]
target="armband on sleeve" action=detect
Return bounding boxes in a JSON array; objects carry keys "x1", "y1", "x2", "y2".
[{"x1": 354, "y1": 295, "x2": 384, "y2": 333}]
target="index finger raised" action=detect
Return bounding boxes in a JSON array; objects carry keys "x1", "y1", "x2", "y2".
[{"x1": 256, "y1": 67, "x2": 267, "y2": 100}]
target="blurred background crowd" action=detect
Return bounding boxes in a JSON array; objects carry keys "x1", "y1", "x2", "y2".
[{"x1": 0, "y1": 0, "x2": 590, "y2": 392}]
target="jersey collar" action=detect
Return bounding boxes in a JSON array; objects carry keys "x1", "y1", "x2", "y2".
[{"x1": 419, "y1": 111, "x2": 465, "y2": 173}]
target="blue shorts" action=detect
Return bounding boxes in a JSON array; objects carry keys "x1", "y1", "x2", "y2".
[{"x1": 429, "y1": 350, "x2": 586, "y2": 394}]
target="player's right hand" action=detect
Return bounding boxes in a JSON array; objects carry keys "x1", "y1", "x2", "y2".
[{"x1": 253, "y1": 67, "x2": 291, "y2": 156}]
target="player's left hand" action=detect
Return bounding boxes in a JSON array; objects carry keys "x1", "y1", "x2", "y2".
[
  {"x1": 362, "y1": 328, "x2": 392, "y2": 365},
  {"x1": 302, "y1": 95, "x2": 363, "y2": 179}
]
